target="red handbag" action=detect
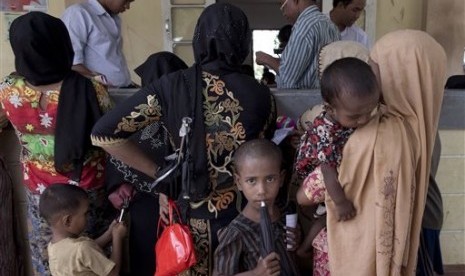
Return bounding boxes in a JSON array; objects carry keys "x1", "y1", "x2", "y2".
[{"x1": 154, "y1": 199, "x2": 197, "y2": 276}]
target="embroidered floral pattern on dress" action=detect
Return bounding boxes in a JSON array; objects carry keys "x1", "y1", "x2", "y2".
[
  {"x1": 89, "y1": 68, "x2": 274, "y2": 276},
  {"x1": 93, "y1": 82, "x2": 112, "y2": 112},
  {"x1": 9, "y1": 94, "x2": 22, "y2": 108},
  {"x1": 39, "y1": 113, "x2": 52, "y2": 128},
  {"x1": 35, "y1": 183, "x2": 46, "y2": 194},
  {"x1": 26, "y1": 124, "x2": 34, "y2": 132},
  {"x1": 203, "y1": 72, "x2": 245, "y2": 191},
  {"x1": 108, "y1": 121, "x2": 174, "y2": 193},
  {"x1": 0, "y1": 75, "x2": 108, "y2": 193},
  {"x1": 24, "y1": 86, "x2": 40, "y2": 104},
  {"x1": 116, "y1": 94, "x2": 162, "y2": 134},
  {"x1": 189, "y1": 218, "x2": 210, "y2": 276},
  {"x1": 376, "y1": 170, "x2": 397, "y2": 258}
]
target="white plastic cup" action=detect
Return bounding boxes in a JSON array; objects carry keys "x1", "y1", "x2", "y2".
[{"x1": 285, "y1": 213, "x2": 298, "y2": 249}]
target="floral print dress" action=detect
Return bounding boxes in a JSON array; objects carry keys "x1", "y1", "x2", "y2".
[
  {"x1": 0, "y1": 75, "x2": 112, "y2": 275},
  {"x1": 294, "y1": 111, "x2": 354, "y2": 276},
  {"x1": 0, "y1": 75, "x2": 112, "y2": 193}
]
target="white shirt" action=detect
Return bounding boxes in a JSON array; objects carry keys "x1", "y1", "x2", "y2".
[
  {"x1": 341, "y1": 25, "x2": 370, "y2": 49},
  {"x1": 325, "y1": 13, "x2": 370, "y2": 49}
]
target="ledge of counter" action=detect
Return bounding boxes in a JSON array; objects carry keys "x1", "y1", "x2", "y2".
[{"x1": 109, "y1": 88, "x2": 465, "y2": 130}]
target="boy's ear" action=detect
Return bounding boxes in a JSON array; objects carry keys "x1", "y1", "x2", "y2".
[
  {"x1": 234, "y1": 173, "x2": 242, "y2": 191},
  {"x1": 61, "y1": 214, "x2": 72, "y2": 228}
]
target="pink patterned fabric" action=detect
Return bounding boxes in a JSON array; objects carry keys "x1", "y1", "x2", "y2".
[
  {"x1": 302, "y1": 167, "x2": 330, "y2": 275},
  {"x1": 312, "y1": 229, "x2": 330, "y2": 276},
  {"x1": 302, "y1": 166, "x2": 326, "y2": 204}
]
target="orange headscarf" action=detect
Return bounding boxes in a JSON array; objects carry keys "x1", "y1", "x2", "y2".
[{"x1": 326, "y1": 30, "x2": 446, "y2": 275}]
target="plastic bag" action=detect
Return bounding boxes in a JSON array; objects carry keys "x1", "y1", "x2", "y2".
[{"x1": 154, "y1": 199, "x2": 196, "y2": 276}]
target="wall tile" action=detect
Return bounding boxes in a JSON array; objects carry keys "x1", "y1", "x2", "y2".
[
  {"x1": 437, "y1": 158, "x2": 465, "y2": 194},
  {"x1": 442, "y1": 195, "x2": 465, "y2": 230},
  {"x1": 439, "y1": 130, "x2": 465, "y2": 156},
  {"x1": 441, "y1": 231, "x2": 465, "y2": 264}
]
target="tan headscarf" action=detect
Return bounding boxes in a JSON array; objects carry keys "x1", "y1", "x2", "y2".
[{"x1": 326, "y1": 30, "x2": 446, "y2": 275}]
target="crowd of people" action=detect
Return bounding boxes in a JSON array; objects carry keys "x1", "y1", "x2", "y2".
[{"x1": 0, "y1": 1, "x2": 448, "y2": 276}]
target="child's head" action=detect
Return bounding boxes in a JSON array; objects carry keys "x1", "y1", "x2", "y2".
[
  {"x1": 39, "y1": 184, "x2": 89, "y2": 236},
  {"x1": 275, "y1": 24, "x2": 292, "y2": 54},
  {"x1": 321, "y1": 57, "x2": 380, "y2": 128},
  {"x1": 261, "y1": 70, "x2": 276, "y2": 86},
  {"x1": 233, "y1": 139, "x2": 284, "y2": 207}
]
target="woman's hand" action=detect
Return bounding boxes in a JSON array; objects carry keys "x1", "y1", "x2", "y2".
[
  {"x1": 253, "y1": 252, "x2": 281, "y2": 276},
  {"x1": 159, "y1": 193, "x2": 169, "y2": 224},
  {"x1": 108, "y1": 183, "x2": 135, "y2": 210}
]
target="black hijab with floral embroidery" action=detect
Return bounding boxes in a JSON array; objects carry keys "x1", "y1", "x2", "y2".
[{"x1": 150, "y1": 3, "x2": 253, "y2": 201}]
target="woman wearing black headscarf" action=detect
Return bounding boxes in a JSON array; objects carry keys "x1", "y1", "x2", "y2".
[
  {"x1": 0, "y1": 12, "x2": 113, "y2": 275},
  {"x1": 134, "y1": 51, "x2": 188, "y2": 87},
  {"x1": 91, "y1": 3, "x2": 276, "y2": 275},
  {"x1": 105, "y1": 51, "x2": 188, "y2": 275}
]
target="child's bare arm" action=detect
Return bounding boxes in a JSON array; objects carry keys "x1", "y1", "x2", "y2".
[
  {"x1": 321, "y1": 164, "x2": 355, "y2": 221},
  {"x1": 321, "y1": 164, "x2": 346, "y2": 203},
  {"x1": 95, "y1": 220, "x2": 117, "y2": 248},
  {"x1": 296, "y1": 216, "x2": 326, "y2": 258},
  {"x1": 107, "y1": 222, "x2": 128, "y2": 276}
]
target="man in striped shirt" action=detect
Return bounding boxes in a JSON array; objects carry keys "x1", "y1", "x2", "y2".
[{"x1": 256, "y1": 0, "x2": 340, "y2": 89}]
